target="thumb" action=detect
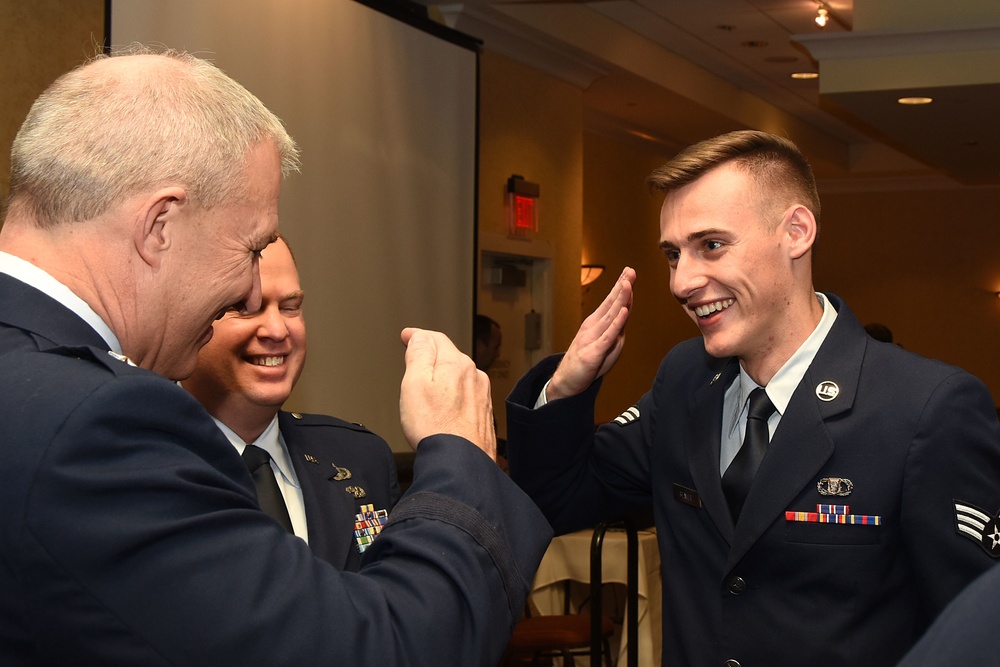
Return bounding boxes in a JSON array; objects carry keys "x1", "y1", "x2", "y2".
[{"x1": 401, "y1": 328, "x2": 437, "y2": 371}]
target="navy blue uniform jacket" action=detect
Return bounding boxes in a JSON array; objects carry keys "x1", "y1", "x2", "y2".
[
  {"x1": 278, "y1": 410, "x2": 401, "y2": 571},
  {"x1": 895, "y1": 562, "x2": 1000, "y2": 666},
  {"x1": 0, "y1": 273, "x2": 552, "y2": 666},
  {"x1": 507, "y1": 293, "x2": 1000, "y2": 667}
]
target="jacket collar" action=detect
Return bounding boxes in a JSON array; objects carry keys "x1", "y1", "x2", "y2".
[{"x1": 0, "y1": 273, "x2": 108, "y2": 350}]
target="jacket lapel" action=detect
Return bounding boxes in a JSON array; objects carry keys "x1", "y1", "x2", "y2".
[
  {"x1": 727, "y1": 295, "x2": 866, "y2": 567},
  {"x1": 685, "y1": 358, "x2": 741, "y2": 545},
  {"x1": 280, "y1": 412, "x2": 358, "y2": 570}
]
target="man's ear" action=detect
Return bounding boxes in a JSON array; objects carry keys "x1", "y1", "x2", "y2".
[
  {"x1": 784, "y1": 204, "x2": 817, "y2": 260},
  {"x1": 134, "y1": 187, "x2": 187, "y2": 268}
]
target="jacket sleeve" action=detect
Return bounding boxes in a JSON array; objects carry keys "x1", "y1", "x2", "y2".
[
  {"x1": 899, "y1": 368, "x2": 1000, "y2": 623},
  {"x1": 18, "y1": 370, "x2": 552, "y2": 667},
  {"x1": 506, "y1": 354, "x2": 653, "y2": 534}
]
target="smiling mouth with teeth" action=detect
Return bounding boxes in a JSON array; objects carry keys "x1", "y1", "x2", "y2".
[
  {"x1": 251, "y1": 355, "x2": 286, "y2": 367},
  {"x1": 694, "y1": 298, "x2": 735, "y2": 318}
]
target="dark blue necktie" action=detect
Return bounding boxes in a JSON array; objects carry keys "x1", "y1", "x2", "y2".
[
  {"x1": 722, "y1": 387, "x2": 775, "y2": 523},
  {"x1": 242, "y1": 445, "x2": 294, "y2": 533}
]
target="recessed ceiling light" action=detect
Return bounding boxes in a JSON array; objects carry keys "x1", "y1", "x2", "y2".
[
  {"x1": 791, "y1": 72, "x2": 819, "y2": 80},
  {"x1": 898, "y1": 96, "x2": 933, "y2": 105}
]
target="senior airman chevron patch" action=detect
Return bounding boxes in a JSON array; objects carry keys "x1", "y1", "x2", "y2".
[
  {"x1": 613, "y1": 406, "x2": 640, "y2": 426},
  {"x1": 954, "y1": 501, "x2": 1000, "y2": 558}
]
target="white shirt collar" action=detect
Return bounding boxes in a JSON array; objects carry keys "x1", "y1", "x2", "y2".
[
  {"x1": 728, "y1": 292, "x2": 838, "y2": 435},
  {"x1": 211, "y1": 414, "x2": 300, "y2": 489},
  {"x1": 0, "y1": 250, "x2": 122, "y2": 353}
]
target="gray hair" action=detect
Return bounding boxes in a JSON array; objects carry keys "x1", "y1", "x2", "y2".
[{"x1": 5, "y1": 46, "x2": 299, "y2": 227}]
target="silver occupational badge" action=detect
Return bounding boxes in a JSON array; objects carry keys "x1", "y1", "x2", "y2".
[
  {"x1": 817, "y1": 477, "x2": 853, "y2": 496},
  {"x1": 330, "y1": 464, "x2": 352, "y2": 481},
  {"x1": 815, "y1": 381, "x2": 840, "y2": 402}
]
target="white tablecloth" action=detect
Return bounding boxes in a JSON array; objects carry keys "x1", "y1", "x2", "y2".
[{"x1": 529, "y1": 528, "x2": 662, "y2": 667}]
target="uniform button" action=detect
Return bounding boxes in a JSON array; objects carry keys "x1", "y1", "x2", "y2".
[
  {"x1": 727, "y1": 576, "x2": 747, "y2": 595},
  {"x1": 724, "y1": 660, "x2": 741, "y2": 667}
]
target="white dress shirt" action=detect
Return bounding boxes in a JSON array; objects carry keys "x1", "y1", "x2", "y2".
[{"x1": 213, "y1": 415, "x2": 310, "y2": 542}]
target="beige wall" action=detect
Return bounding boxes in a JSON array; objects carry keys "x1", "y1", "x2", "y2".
[
  {"x1": 814, "y1": 187, "x2": 1000, "y2": 399},
  {"x1": 478, "y1": 50, "x2": 583, "y2": 349},
  {"x1": 477, "y1": 51, "x2": 583, "y2": 437},
  {"x1": 0, "y1": 0, "x2": 104, "y2": 204}
]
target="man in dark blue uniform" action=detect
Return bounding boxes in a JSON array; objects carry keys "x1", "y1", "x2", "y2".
[
  {"x1": 0, "y1": 48, "x2": 549, "y2": 666},
  {"x1": 507, "y1": 130, "x2": 1000, "y2": 667},
  {"x1": 184, "y1": 235, "x2": 400, "y2": 571}
]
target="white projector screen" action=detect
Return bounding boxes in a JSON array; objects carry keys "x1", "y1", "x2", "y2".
[{"x1": 111, "y1": 0, "x2": 478, "y2": 451}]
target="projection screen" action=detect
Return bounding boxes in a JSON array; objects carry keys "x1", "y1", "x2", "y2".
[{"x1": 111, "y1": 0, "x2": 478, "y2": 451}]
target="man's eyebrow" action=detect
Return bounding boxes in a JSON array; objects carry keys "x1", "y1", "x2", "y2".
[{"x1": 659, "y1": 227, "x2": 731, "y2": 251}]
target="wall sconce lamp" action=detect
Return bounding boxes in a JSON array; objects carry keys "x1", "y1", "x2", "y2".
[{"x1": 581, "y1": 264, "x2": 605, "y2": 287}]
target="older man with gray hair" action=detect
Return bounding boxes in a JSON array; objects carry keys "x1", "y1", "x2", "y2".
[{"x1": 0, "y1": 48, "x2": 549, "y2": 666}]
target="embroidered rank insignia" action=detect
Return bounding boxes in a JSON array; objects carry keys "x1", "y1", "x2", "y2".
[
  {"x1": 954, "y1": 501, "x2": 1000, "y2": 558},
  {"x1": 613, "y1": 406, "x2": 640, "y2": 426},
  {"x1": 354, "y1": 503, "x2": 389, "y2": 554}
]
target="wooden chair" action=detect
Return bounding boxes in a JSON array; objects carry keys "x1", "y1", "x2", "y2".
[{"x1": 500, "y1": 519, "x2": 639, "y2": 667}]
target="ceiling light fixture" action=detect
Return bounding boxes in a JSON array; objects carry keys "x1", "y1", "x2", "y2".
[
  {"x1": 791, "y1": 72, "x2": 819, "y2": 80},
  {"x1": 898, "y1": 96, "x2": 933, "y2": 105},
  {"x1": 815, "y1": 6, "x2": 829, "y2": 28}
]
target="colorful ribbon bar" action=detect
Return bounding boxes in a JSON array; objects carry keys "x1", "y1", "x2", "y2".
[
  {"x1": 354, "y1": 503, "x2": 389, "y2": 553},
  {"x1": 785, "y1": 510, "x2": 881, "y2": 525},
  {"x1": 817, "y1": 504, "x2": 849, "y2": 514}
]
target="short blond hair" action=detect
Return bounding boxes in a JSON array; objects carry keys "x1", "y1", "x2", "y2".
[
  {"x1": 647, "y1": 130, "x2": 820, "y2": 226},
  {"x1": 5, "y1": 46, "x2": 299, "y2": 227}
]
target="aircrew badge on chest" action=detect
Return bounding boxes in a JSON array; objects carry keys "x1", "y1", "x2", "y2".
[
  {"x1": 954, "y1": 501, "x2": 1000, "y2": 558},
  {"x1": 354, "y1": 503, "x2": 389, "y2": 554}
]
